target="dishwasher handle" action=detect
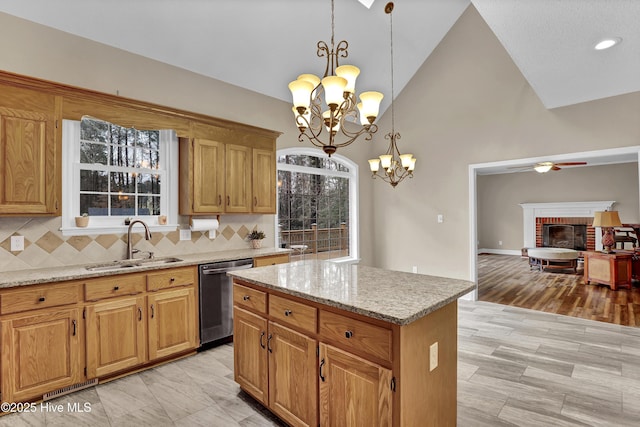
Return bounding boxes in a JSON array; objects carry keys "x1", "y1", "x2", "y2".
[{"x1": 200, "y1": 264, "x2": 253, "y2": 275}]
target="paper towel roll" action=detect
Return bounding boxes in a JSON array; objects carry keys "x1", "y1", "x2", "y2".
[{"x1": 190, "y1": 218, "x2": 220, "y2": 232}]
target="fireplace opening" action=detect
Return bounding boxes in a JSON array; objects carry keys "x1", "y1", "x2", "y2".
[{"x1": 542, "y1": 224, "x2": 587, "y2": 251}]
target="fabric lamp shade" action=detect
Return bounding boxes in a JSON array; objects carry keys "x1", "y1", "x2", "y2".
[{"x1": 592, "y1": 211, "x2": 622, "y2": 227}]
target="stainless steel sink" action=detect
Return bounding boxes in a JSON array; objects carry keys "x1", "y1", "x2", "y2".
[{"x1": 85, "y1": 257, "x2": 182, "y2": 271}]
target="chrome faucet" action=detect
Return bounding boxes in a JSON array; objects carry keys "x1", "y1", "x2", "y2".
[{"x1": 126, "y1": 220, "x2": 152, "y2": 259}]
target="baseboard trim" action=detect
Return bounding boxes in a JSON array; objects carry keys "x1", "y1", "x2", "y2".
[{"x1": 477, "y1": 248, "x2": 521, "y2": 256}]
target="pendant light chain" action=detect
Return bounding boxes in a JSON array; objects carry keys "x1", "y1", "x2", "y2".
[{"x1": 389, "y1": 4, "x2": 395, "y2": 135}]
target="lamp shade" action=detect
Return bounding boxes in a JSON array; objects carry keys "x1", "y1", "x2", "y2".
[
  {"x1": 400, "y1": 154, "x2": 414, "y2": 169},
  {"x1": 297, "y1": 73, "x2": 321, "y2": 89},
  {"x1": 289, "y1": 79, "x2": 314, "y2": 112},
  {"x1": 533, "y1": 162, "x2": 553, "y2": 173},
  {"x1": 358, "y1": 91, "x2": 384, "y2": 123},
  {"x1": 592, "y1": 211, "x2": 622, "y2": 227},
  {"x1": 321, "y1": 76, "x2": 348, "y2": 107},
  {"x1": 368, "y1": 158, "x2": 380, "y2": 172},
  {"x1": 335, "y1": 65, "x2": 360, "y2": 94}
]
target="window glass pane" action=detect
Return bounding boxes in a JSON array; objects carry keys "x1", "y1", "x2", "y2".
[
  {"x1": 137, "y1": 173, "x2": 161, "y2": 194},
  {"x1": 80, "y1": 117, "x2": 110, "y2": 143},
  {"x1": 80, "y1": 194, "x2": 108, "y2": 216},
  {"x1": 138, "y1": 195, "x2": 160, "y2": 216},
  {"x1": 110, "y1": 145, "x2": 136, "y2": 167},
  {"x1": 80, "y1": 170, "x2": 108, "y2": 192},
  {"x1": 110, "y1": 195, "x2": 135, "y2": 216},
  {"x1": 110, "y1": 172, "x2": 136, "y2": 193},
  {"x1": 278, "y1": 154, "x2": 349, "y2": 173},
  {"x1": 80, "y1": 142, "x2": 109, "y2": 164}
]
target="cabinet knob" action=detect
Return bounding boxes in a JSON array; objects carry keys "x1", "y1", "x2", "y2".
[
  {"x1": 243, "y1": 295, "x2": 250, "y2": 301},
  {"x1": 284, "y1": 309, "x2": 292, "y2": 316},
  {"x1": 38, "y1": 297, "x2": 46, "y2": 302},
  {"x1": 170, "y1": 277, "x2": 175, "y2": 282},
  {"x1": 114, "y1": 286, "x2": 119, "y2": 291},
  {"x1": 345, "y1": 330, "x2": 353, "y2": 339}
]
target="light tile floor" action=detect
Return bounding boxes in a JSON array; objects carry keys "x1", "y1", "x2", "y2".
[{"x1": 2, "y1": 300, "x2": 640, "y2": 426}]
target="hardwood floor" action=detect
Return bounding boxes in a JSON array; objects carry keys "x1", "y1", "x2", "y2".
[{"x1": 478, "y1": 253, "x2": 640, "y2": 327}]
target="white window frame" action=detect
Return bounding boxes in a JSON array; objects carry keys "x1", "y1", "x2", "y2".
[
  {"x1": 60, "y1": 119, "x2": 178, "y2": 236},
  {"x1": 276, "y1": 147, "x2": 359, "y2": 263}
]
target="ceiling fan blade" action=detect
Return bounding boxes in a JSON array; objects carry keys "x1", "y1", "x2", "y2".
[
  {"x1": 553, "y1": 162, "x2": 587, "y2": 166},
  {"x1": 551, "y1": 166, "x2": 562, "y2": 171}
]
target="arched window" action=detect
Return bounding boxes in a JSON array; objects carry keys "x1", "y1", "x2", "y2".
[{"x1": 276, "y1": 148, "x2": 359, "y2": 262}]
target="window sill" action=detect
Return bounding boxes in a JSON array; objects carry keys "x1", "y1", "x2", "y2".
[{"x1": 60, "y1": 224, "x2": 179, "y2": 237}]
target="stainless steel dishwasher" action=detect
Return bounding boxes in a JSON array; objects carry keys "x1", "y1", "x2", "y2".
[{"x1": 198, "y1": 258, "x2": 253, "y2": 348}]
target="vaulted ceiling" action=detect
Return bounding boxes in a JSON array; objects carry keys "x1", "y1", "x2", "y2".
[{"x1": 0, "y1": 0, "x2": 638, "y2": 114}]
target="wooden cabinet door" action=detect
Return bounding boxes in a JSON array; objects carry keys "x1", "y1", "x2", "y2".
[
  {"x1": 269, "y1": 322, "x2": 317, "y2": 427},
  {"x1": 225, "y1": 143, "x2": 252, "y2": 213},
  {"x1": 147, "y1": 287, "x2": 198, "y2": 361},
  {"x1": 85, "y1": 296, "x2": 146, "y2": 378},
  {"x1": 0, "y1": 107, "x2": 57, "y2": 214},
  {"x1": 193, "y1": 138, "x2": 225, "y2": 213},
  {"x1": 1, "y1": 308, "x2": 82, "y2": 403},
  {"x1": 252, "y1": 148, "x2": 276, "y2": 213},
  {"x1": 234, "y1": 306, "x2": 268, "y2": 405},
  {"x1": 319, "y1": 343, "x2": 392, "y2": 427}
]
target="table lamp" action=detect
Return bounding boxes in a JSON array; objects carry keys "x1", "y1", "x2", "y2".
[{"x1": 592, "y1": 211, "x2": 622, "y2": 253}]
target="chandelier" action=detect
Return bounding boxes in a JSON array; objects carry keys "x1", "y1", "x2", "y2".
[
  {"x1": 368, "y1": 2, "x2": 416, "y2": 188},
  {"x1": 288, "y1": 0, "x2": 383, "y2": 156}
]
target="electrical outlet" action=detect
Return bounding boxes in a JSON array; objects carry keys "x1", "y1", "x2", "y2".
[
  {"x1": 11, "y1": 235, "x2": 25, "y2": 251},
  {"x1": 437, "y1": 214, "x2": 444, "y2": 223},
  {"x1": 498, "y1": 240, "x2": 503, "y2": 246},
  {"x1": 180, "y1": 229, "x2": 192, "y2": 241},
  {"x1": 412, "y1": 266, "x2": 418, "y2": 274},
  {"x1": 429, "y1": 342, "x2": 438, "y2": 372}
]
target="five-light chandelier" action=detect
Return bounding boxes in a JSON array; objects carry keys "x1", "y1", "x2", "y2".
[
  {"x1": 368, "y1": 2, "x2": 416, "y2": 188},
  {"x1": 288, "y1": 0, "x2": 383, "y2": 156}
]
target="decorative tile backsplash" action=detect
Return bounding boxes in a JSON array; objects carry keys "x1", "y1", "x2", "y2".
[{"x1": 0, "y1": 215, "x2": 274, "y2": 272}]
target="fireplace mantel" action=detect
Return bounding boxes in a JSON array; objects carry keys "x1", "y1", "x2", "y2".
[{"x1": 520, "y1": 201, "x2": 615, "y2": 249}]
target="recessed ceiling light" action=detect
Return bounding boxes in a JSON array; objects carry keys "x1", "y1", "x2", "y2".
[{"x1": 594, "y1": 37, "x2": 622, "y2": 50}]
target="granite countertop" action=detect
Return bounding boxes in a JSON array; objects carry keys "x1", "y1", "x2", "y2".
[
  {"x1": 0, "y1": 248, "x2": 291, "y2": 289},
  {"x1": 228, "y1": 260, "x2": 475, "y2": 326}
]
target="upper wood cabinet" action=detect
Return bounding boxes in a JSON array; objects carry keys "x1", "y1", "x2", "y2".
[
  {"x1": 180, "y1": 137, "x2": 278, "y2": 215},
  {"x1": 252, "y1": 148, "x2": 276, "y2": 214},
  {"x1": 0, "y1": 85, "x2": 61, "y2": 216}
]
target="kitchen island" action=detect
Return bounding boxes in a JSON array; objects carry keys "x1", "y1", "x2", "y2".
[{"x1": 228, "y1": 260, "x2": 474, "y2": 427}]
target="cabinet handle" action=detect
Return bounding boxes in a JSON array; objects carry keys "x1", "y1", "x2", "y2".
[
  {"x1": 38, "y1": 297, "x2": 46, "y2": 302},
  {"x1": 243, "y1": 295, "x2": 250, "y2": 301},
  {"x1": 284, "y1": 309, "x2": 292, "y2": 317},
  {"x1": 151, "y1": 304, "x2": 155, "y2": 319},
  {"x1": 267, "y1": 333, "x2": 273, "y2": 353},
  {"x1": 319, "y1": 358, "x2": 325, "y2": 382},
  {"x1": 227, "y1": 195, "x2": 230, "y2": 206},
  {"x1": 218, "y1": 194, "x2": 222, "y2": 205},
  {"x1": 345, "y1": 330, "x2": 353, "y2": 339},
  {"x1": 254, "y1": 196, "x2": 257, "y2": 206},
  {"x1": 138, "y1": 307, "x2": 142, "y2": 321},
  {"x1": 259, "y1": 331, "x2": 266, "y2": 349},
  {"x1": 72, "y1": 319, "x2": 77, "y2": 336},
  {"x1": 114, "y1": 286, "x2": 119, "y2": 291}
]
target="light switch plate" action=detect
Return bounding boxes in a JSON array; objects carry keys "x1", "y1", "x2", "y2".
[
  {"x1": 180, "y1": 229, "x2": 191, "y2": 241},
  {"x1": 11, "y1": 235, "x2": 25, "y2": 251},
  {"x1": 429, "y1": 342, "x2": 438, "y2": 371},
  {"x1": 437, "y1": 214, "x2": 444, "y2": 223}
]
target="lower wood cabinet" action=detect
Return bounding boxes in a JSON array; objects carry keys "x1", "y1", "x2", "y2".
[
  {"x1": 234, "y1": 306, "x2": 268, "y2": 405},
  {"x1": 319, "y1": 343, "x2": 392, "y2": 426},
  {"x1": 0, "y1": 266, "x2": 199, "y2": 404},
  {"x1": 1, "y1": 307, "x2": 82, "y2": 403},
  {"x1": 85, "y1": 296, "x2": 146, "y2": 378},
  {"x1": 148, "y1": 287, "x2": 198, "y2": 361}
]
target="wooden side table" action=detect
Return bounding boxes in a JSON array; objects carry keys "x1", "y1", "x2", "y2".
[{"x1": 583, "y1": 251, "x2": 633, "y2": 290}]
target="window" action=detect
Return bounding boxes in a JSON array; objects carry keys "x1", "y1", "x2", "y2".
[
  {"x1": 276, "y1": 148, "x2": 359, "y2": 262},
  {"x1": 61, "y1": 117, "x2": 178, "y2": 235}
]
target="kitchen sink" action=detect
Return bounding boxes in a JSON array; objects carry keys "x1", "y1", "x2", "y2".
[{"x1": 85, "y1": 257, "x2": 183, "y2": 271}]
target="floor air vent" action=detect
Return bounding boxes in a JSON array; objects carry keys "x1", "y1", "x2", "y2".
[{"x1": 43, "y1": 378, "x2": 98, "y2": 401}]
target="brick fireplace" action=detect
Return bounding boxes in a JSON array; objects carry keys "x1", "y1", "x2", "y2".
[
  {"x1": 536, "y1": 217, "x2": 595, "y2": 251},
  {"x1": 520, "y1": 201, "x2": 615, "y2": 251}
]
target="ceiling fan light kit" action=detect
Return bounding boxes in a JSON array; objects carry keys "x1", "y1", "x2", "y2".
[{"x1": 288, "y1": 0, "x2": 383, "y2": 156}]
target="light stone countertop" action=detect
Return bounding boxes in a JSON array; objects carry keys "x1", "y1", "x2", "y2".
[
  {"x1": 0, "y1": 247, "x2": 291, "y2": 289},
  {"x1": 228, "y1": 260, "x2": 475, "y2": 326}
]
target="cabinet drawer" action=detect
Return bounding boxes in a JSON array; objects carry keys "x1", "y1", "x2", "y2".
[
  {"x1": 233, "y1": 283, "x2": 266, "y2": 314},
  {"x1": 0, "y1": 282, "x2": 80, "y2": 315},
  {"x1": 269, "y1": 295, "x2": 317, "y2": 334},
  {"x1": 319, "y1": 310, "x2": 392, "y2": 363},
  {"x1": 85, "y1": 274, "x2": 146, "y2": 301},
  {"x1": 147, "y1": 267, "x2": 195, "y2": 291},
  {"x1": 253, "y1": 254, "x2": 290, "y2": 267}
]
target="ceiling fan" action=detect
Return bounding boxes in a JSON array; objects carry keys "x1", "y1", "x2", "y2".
[{"x1": 510, "y1": 161, "x2": 588, "y2": 173}]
